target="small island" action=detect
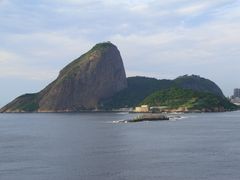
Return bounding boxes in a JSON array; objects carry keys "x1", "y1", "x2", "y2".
[{"x1": 116, "y1": 114, "x2": 169, "y2": 123}]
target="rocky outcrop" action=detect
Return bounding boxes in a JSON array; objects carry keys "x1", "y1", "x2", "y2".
[{"x1": 0, "y1": 42, "x2": 127, "y2": 112}]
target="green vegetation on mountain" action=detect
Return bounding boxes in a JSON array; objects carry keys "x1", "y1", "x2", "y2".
[
  {"x1": 101, "y1": 76, "x2": 173, "y2": 109},
  {"x1": 141, "y1": 87, "x2": 237, "y2": 111},
  {"x1": 1, "y1": 93, "x2": 39, "y2": 112},
  {"x1": 174, "y1": 75, "x2": 224, "y2": 97},
  {"x1": 59, "y1": 42, "x2": 112, "y2": 81},
  {"x1": 101, "y1": 75, "x2": 225, "y2": 109}
]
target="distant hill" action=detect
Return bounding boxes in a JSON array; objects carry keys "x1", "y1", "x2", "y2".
[
  {"x1": 141, "y1": 87, "x2": 237, "y2": 112},
  {"x1": 101, "y1": 75, "x2": 226, "y2": 109},
  {"x1": 174, "y1": 75, "x2": 224, "y2": 97}
]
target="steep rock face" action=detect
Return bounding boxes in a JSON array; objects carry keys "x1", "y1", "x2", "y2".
[
  {"x1": 38, "y1": 42, "x2": 127, "y2": 111},
  {"x1": 0, "y1": 42, "x2": 127, "y2": 112}
]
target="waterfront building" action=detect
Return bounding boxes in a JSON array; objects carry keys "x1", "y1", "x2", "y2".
[{"x1": 134, "y1": 105, "x2": 149, "y2": 113}]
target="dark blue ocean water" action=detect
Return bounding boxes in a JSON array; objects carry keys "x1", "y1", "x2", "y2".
[{"x1": 0, "y1": 111, "x2": 240, "y2": 180}]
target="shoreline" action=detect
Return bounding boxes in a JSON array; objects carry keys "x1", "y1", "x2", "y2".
[{"x1": 1, "y1": 109, "x2": 239, "y2": 114}]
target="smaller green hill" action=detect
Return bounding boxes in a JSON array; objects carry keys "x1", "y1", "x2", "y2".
[
  {"x1": 141, "y1": 87, "x2": 237, "y2": 112},
  {"x1": 0, "y1": 93, "x2": 39, "y2": 112},
  {"x1": 174, "y1": 75, "x2": 224, "y2": 97}
]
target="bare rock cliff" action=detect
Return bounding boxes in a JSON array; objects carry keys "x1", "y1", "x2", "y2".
[{"x1": 0, "y1": 42, "x2": 127, "y2": 112}]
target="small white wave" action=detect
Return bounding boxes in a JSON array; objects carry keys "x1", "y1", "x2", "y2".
[
  {"x1": 116, "y1": 112, "x2": 129, "y2": 115},
  {"x1": 112, "y1": 120, "x2": 128, "y2": 123},
  {"x1": 169, "y1": 116, "x2": 188, "y2": 121}
]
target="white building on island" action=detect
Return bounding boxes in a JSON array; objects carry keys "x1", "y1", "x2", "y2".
[{"x1": 134, "y1": 105, "x2": 149, "y2": 113}]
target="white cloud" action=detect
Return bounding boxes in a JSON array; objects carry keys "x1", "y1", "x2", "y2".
[
  {"x1": 127, "y1": 70, "x2": 176, "y2": 80},
  {"x1": 49, "y1": 0, "x2": 98, "y2": 5},
  {"x1": 0, "y1": 32, "x2": 94, "y2": 80},
  {"x1": 109, "y1": 12, "x2": 240, "y2": 87},
  {"x1": 0, "y1": 50, "x2": 56, "y2": 80},
  {"x1": 129, "y1": 3, "x2": 149, "y2": 13},
  {"x1": 0, "y1": 0, "x2": 7, "y2": 4},
  {"x1": 0, "y1": 50, "x2": 18, "y2": 63},
  {"x1": 0, "y1": 0, "x2": 240, "y2": 100},
  {"x1": 177, "y1": 3, "x2": 209, "y2": 15},
  {"x1": 0, "y1": 66, "x2": 57, "y2": 80}
]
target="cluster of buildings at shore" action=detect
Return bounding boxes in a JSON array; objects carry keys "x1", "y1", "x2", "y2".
[
  {"x1": 133, "y1": 105, "x2": 172, "y2": 113},
  {"x1": 133, "y1": 105, "x2": 181, "y2": 113},
  {"x1": 118, "y1": 88, "x2": 240, "y2": 113},
  {"x1": 230, "y1": 88, "x2": 240, "y2": 106},
  {"x1": 132, "y1": 104, "x2": 225, "y2": 113},
  {"x1": 133, "y1": 105, "x2": 196, "y2": 113}
]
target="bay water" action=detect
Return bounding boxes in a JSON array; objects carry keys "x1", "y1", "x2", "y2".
[{"x1": 0, "y1": 111, "x2": 240, "y2": 180}]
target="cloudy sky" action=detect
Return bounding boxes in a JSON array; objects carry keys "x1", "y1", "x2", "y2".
[{"x1": 0, "y1": 0, "x2": 240, "y2": 106}]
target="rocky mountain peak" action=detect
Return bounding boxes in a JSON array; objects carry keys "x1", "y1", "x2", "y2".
[{"x1": 0, "y1": 42, "x2": 127, "y2": 112}]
